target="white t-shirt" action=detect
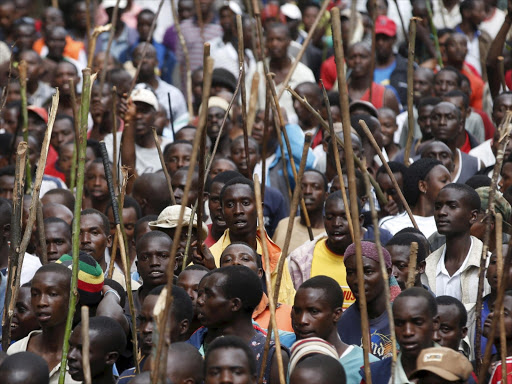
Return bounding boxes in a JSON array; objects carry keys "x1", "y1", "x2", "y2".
[
  {"x1": 379, "y1": 212, "x2": 438, "y2": 238},
  {"x1": 435, "y1": 238, "x2": 473, "y2": 300}
]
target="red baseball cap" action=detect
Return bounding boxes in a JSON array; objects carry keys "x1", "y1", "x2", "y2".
[
  {"x1": 27, "y1": 106, "x2": 48, "y2": 124},
  {"x1": 375, "y1": 15, "x2": 397, "y2": 37}
]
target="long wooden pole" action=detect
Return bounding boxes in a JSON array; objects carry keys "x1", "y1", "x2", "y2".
[
  {"x1": 112, "y1": 87, "x2": 119, "y2": 194},
  {"x1": 358, "y1": 119, "x2": 419, "y2": 229},
  {"x1": 1, "y1": 142, "x2": 26, "y2": 350},
  {"x1": 58, "y1": 70, "x2": 92, "y2": 384},
  {"x1": 498, "y1": 56, "x2": 507, "y2": 92},
  {"x1": 69, "y1": 78, "x2": 80, "y2": 191},
  {"x1": 87, "y1": 25, "x2": 112, "y2": 68},
  {"x1": 404, "y1": 18, "x2": 418, "y2": 167},
  {"x1": 18, "y1": 60, "x2": 32, "y2": 192},
  {"x1": 247, "y1": 72, "x2": 259, "y2": 134},
  {"x1": 152, "y1": 128, "x2": 176, "y2": 206},
  {"x1": 81, "y1": 306, "x2": 92, "y2": 384},
  {"x1": 254, "y1": 175, "x2": 286, "y2": 384},
  {"x1": 496, "y1": 214, "x2": 508, "y2": 383},
  {"x1": 37, "y1": 200, "x2": 48, "y2": 265},
  {"x1": 406, "y1": 242, "x2": 418, "y2": 288},
  {"x1": 369, "y1": 0, "x2": 377, "y2": 103},
  {"x1": 332, "y1": 8, "x2": 372, "y2": 383},
  {"x1": 237, "y1": 15, "x2": 251, "y2": 178}
]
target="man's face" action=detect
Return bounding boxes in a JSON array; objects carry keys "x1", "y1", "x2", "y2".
[
  {"x1": 265, "y1": 27, "x2": 290, "y2": 60},
  {"x1": 165, "y1": 144, "x2": 192, "y2": 176},
  {"x1": 27, "y1": 113, "x2": 47, "y2": 140},
  {"x1": 293, "y1": 85, "x2": 320, "y2": 127},
  {"x1": 133, "y1": 45, "x2": 158, "y2": 78},
  {"x1": 220, "y1": 8, "x2": 235, "y2": 34},
  {"x1": 79, "y1": 214, "x2": 112, "y2": 263},
  {"x1": 375, "y1": 34, "x2": 395, "y2": 62},
  {"x1": 134, "y1": 102, "x2": 156, "y2": 139},
  {"x1": 1, "y1": 107, "x2": 18, "y2": 134},
  {"x1": 387, "y1": 244, "x2": 413, "y2": 290},
  {"x1": 301, "y1": 171, "x2": 327, "y2": 214},
  {"x1": 205, "y1": 347, "x2": 256, "y2": 384},
  {"x1": 178, "y1": 0, "x2": 194, "y2": 20},
  {"x1": 137, "y1": 13, "x2": 154, "y2": 41},
  {"x1": 90, "y1": 83, "x2": 113, "y2": 125},
  {"x1": 417, "y1": 104, "x2": 435, "y2": 140},
  {"x1": 139, "y1": 295, "x2": 158, "y2": 356},
  {"x1": 207, "y1": 107, "x2": 228, "y2": 141},
  {"x1": 136, "y1": 237, "x2": 171, "y2": 288},
  {"x1": 41, "y1": 222, "x2": 71, "y2": 262},
  {"x1": 378, "y1": 112, "x2": 397, "y2": 147},
  {"x1": 51, "y1": 119, "x2": 74, "y2": 151},
  {"x1": 445, "y1": 35, "x2": 468, "y2": 65},
  {"x1": 222, "y1": 184, "x2": 258, "y2": 238},
  {"x1": 46, "y1": 28, "x2": 67, "y2": 58},
  {"x1": 492, "y1": 94, "x2": 512, "y2": 127},
  {"x1": 19, "y1": 51, "x2": 40, "y2": 82},
  {"x1": 434, "y1": 71, "x2": 459, "y2": 97},
  {"x1": 196, "y1": 274, "x2": 233, "y2": 328},
  {"x1": 483, "y1": 295, "x2": 512, "y2": 342},
  {"x1": 467, "y1": 0, "x2": 485, "y2": 26},
  {"x1": 302, "y1": 6, "x2": 319, "y2": 31},
  {"x1": 345, "y1": 255, "x2": 388, "y2": 304},
  {"x1": 210, "y1": 159, "x2": 237, "y2": 178},
  {"x1": 68, "y1": 328, "x2": 111, "y2": 381},
  {"x1": 430, "y1": 103, "x2": 462, "y2": 144},
  {"x1": 324, "y1": 198, "x2": 352, "y2": 251},
  {"x1": 177, "y1": 269, "x2": 209, "y2": 311},
  {"x1": 347, "y1": 45, "x2": 372, "y2": 78},
  {"x1": 230, "y1": 141, "x2": 259, "y2": 177},
  {"x1": 432, "y1": 304, "x2": 466, "y2": 351},
  {"x1": 376, "y1": 172, "x2": 404, "y2": 211},
  {"x1": 220, "y1": 244, "x2": 261, "y2": 276},
  {"x1": 163, "y1": 227, "x2": 198, "y2": 272},
  {"x1": 31, "y1": 271, "x2": 70, "y2": 328},
  {"x1": 85, "y1": 162, "x2": 109, "y2": 201},
  {"x1": 291, "y1": 287, "x2": 341, "y2": 341},
  {"x1": 393, "y1": 296, "x2": 437, "y2": 358},
  {"x1": 443, "y1": 95, "x2": 468, "y2": 121},
  {"x1": 0, "y1": 174, "x2": 14, "y2": 200},
  {"x1": 11, "y1": 287, "x2": 38, "y2": 341},
  {"x1": 0, "y1": 2, "x2": 15, "y2": 32},
  {"x1": 171, "y1": 170, "x2": 198, "y2": 207},
  {"x1": 53, "y1": 63, "x2": 79, "y2": 96},
  {"x1": 434, "y1": 188, "x2": 477, "y2": 236},
  {"x1": 209, "y1": 181, "x2": 226, "y2": 231},
  {"x1": 107, "y1": 207, "x2": 138, "y2": 244},
  {"x1": 413, "y1": 72, "x2": 433, "y2": 104},
  {"x1": 421, "y1": 143, "x2": 454, "y2": 172},
  {"x1": 500, "y1": 162, "x2": 512, "y2": 193}
]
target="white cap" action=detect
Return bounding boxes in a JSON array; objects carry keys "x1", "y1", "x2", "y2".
[
  {"x1": 103, "y1": 0, "x2": 128, "y2": 9},
  {"x1": 280, "y1": 3, "x2": 301, "y2": 20},
  {"x1": 220, "y1": 1, "x2": 243, "y2": 15},
  {"x1": 131, "y1": 88, "x2": 159, "y2": 111}
]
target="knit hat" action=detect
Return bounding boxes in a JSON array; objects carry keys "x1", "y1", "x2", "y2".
[
  {"x1": 344, "y1": 241, "x2": 392, "y2": 268},
  {"x1": 149, "y1": 205, "x2": 209, "y2": 239},
  {"x1": 56, "y1": 252, "x2": 104, "y2": 305},
  {"x1": 410, "y1": 347, "x2": 473, "y2": 381},
  {"x1": 211, "y1": 68, "x2": 238, "y2": 94},
  {"x1": 289, "y1": 337, "x2": 339, "y2": 375},
  {"x1": 476, "y1": 187, "x2": 512, "y2": 234},
  {"x1": 403, "y1": 158, "x2": 442, "y2": 207}
]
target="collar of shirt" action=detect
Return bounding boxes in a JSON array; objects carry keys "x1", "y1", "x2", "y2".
[{"x1": 436, "y1": 237, "x2": 473, "y2": 278}]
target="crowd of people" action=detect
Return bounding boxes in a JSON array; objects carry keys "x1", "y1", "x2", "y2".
[{"x1": 0, "y1": 0, "x2": 511, "y2": 382}]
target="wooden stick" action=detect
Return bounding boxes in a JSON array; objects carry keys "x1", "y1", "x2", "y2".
[
  {"x1": 261, "y1": 89, "x2": 270, "y2": 202},
  {"x1": 475, "y1": 111, "x2": 512, "y2": 372},
  {"x1": 18, "y1": 60, "x2": 32, "y2": 192},
  {"x1": 498, "y1": 56, "x2": 507, "y2": 92},
  {"x1": 425, "y1": 2, "x2": 443, "y2": 68},
  {"x1": 37, "y1": 200, "x2": 48, "y2": 265},
  {"x1": 152, "y1": 52, "x2": 213, "y2": 384},
  {"x1": 152, "y1": 128, "x2": 176, "y2": 205},
  {"x1": 112, "y1": 87, "x2": 119, "y2": 194},
  {"x1": 332, "y1": 8, "x2": 373, "y2": 383},
  {"x1": 69, "y1": 78, "x2": 80, "y2": 190},
  {"x1": 81, "y1": 306, "x2": 92, "y2": 384},
  {"x1": 321, "y1": 80, "x2": 354, "y2": 241},
  {"x1": 167, "y1": 93, "x2": 176, "y2": 139},
  {"x1": 273, "y1": 134, "x2": 312, "y2": 305},
  {"x1": 237, "y1": 15, "x2": 251, "y2": 178},
  {"x1": 254, "y1": 175, "x2": 286, "y2": 384},
  {"x1": 87, "y1": 25, "x2": 112, "y2": 68},
  {"x1": 58, "y1": 70, "x2": 90, "y2": 384},
  {"x1": 404, "y1": 18, "x2": 419, "y2": 167},
  {"x1": 286, "y1": 85, "x2": 388, "y2": 206},
  {"x1": 247, "y1": 72, "x2": 259, "y2": 134},
  {"x1": 170, "y1": 0, "x2": 194, "y2": 117},
  {"x1": 128, "y1": 0, "x2": 165, "y2": 94},
  {"x1": 406, "y1": 242, "x2": 418, "y2": 289},
  {"x1": 196, "y1": 128, "x2": 206, "y2": 245},
  {"x1": 98, "y1": 0, "x2": 121, "y2": 91},
  {"x1": 496, "y1": 213, "x2": 508, "y2": 384},
  {"x1": 369, "y1": 0, "x2": 377, "y2": 103},
  {"x1": 348, "y1": 0, "x2": 358, "y2": 44},
  {"x1": 107, "y1": 168, "x2": 128, "y2": 278},
  {"x1": 1, "y1": 141, "x2": 26, "y2": 350},
  {"x1": 358, "y1": 119, "x2": 419, "y2": 229},
  {"x1": 182, "y1": 200, "x2": 198, "y2": 272},
  {"x1": 362, "y1": 158, "x2": 397, "y2": 381},
  {"x1": 276, "y1": 0, "x2": 331, "y2": 100}
]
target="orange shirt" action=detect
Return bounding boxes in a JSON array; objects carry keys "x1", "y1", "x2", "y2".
[
  {"x1": 462, "y1": 66, "x2": 484, "y2": 110},
  {"x1": 33, "y1": 36, "x2": 85, "y2": 61}
]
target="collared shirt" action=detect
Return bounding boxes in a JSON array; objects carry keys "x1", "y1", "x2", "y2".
[
  {"x1": 392, "y1": 353, "x2": 415, "y2": 384},
  {"x1": 455, "y1": 25, "x2": 482, "y2": 76},
  {"x1": 435, "y1": 238, "x2": 473, "y2": 300}
]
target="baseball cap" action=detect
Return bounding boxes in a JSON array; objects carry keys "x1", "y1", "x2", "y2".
[
  {"x1": 375, "y1": 15, "x2": 397, "y2": 37},
  {"x1": 103, "y1": 0, "x2": 128, "y2": 9},
  {"x1": 149, "y1": 205, "x2": 209, "y2": 239},
  {"x1": 410, "y1": 347, "x2": 473, "y2": 382},
  {"x1": 27, "y1": 106, "x2": 48, "y2": 124},
  {"x1": 199, "y1": 96, "x2": 233, "y2": 119},
  {"x1": 476, "y1": 187, "x2": 512, "y2": 234},
  {"x1": 281, "y1": 3, "x2": 302, "y2": 20},
  {"x1": 219, "y1": 1, "x2": 242, "y2": 15},
  {"x1": 131, "y1": 88, "x2": 159, "y2": 111},
  {"x1": 349, "y1": 100, "x2": 378, "y2": 118}
]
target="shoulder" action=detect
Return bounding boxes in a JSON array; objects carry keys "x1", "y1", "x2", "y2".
[{"x1": 289, "y1": 237, "x2": 323, "y2": 261}]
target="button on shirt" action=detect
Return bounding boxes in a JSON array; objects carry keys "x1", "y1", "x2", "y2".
[{"x1": 435, "y1": 238, "x2": 473, "y2": 300}]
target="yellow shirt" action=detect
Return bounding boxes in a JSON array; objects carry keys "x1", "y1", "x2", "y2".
[{"x1": 310, "y1": 239, "x2": 355, "y2": 310}]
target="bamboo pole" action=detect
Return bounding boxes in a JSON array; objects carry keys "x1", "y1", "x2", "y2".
[
  {"x1": 362, "y1": 158, "x2": 397, "y2": 381},
  {"x1": 58, "y1": 69, "x2": 91, "y2": 384},
  {"x1": 276, "y1": 0, "x2": 331, "y2": 100},
  {"x1": 475, "y1": 111, "x2": 512, "y2": 372},
  {"x1": 170, "y1": 0, "x2": 194, "y2": 117},
  {"x1": 237, "y1": 15, "x2": 251, "y2": 178},
  {"x1": 496, "y1": 213, "x2": 508, "y2": 384},
  {"x1": 128, "y1": 0, "x2": 166, "y2": 94},
  {"x1": 18, "y1": 60, "x2": 32, "y2": 192},
  {"x1": 152, "y1": 52, "x2": 213, "y2": 384},
  {"x1": 498, "y1": 56, "x2": 507, "y2": 92},
  {"x1": 254, "y1": 175, "x2": 286, "y2": 384},
  {"x1": 81, "y1": 306, "x2": 91, "y2": 384},
  {"x1": 358, "y1": 119, "x2": 419, "y2": 229},
  {"x1": 1, "y1": 142, "x2": 26, "y2": 350},
  {"x1": 152, "y1": 128, "x2": 176, "y2": 206},
  {"x1": 261, "y1": 89, "x2": 270, "y2": 202},
  {"x1": 404, "y1": 18, "x2": 419, "y2": 167},
  {"x1": 37, "y1": 200, "x2": 48, "y2": 265},
  {"x1": 332, "y1": 8, "x2": 372, "y2": 383},
  {"x1": 406, "y1": 242, "x2": 418, "y2": 289},
  {"x1": 87, "y1": 25, "x2": 112, "y2": 68},
  {"x1": 247, "y1": 72, "x2": 259, "y2": 134},
  {"x1": 69, "y1": 78, "x2": 80, "y2": 190},
  {"x1": 321, "y1": 80, "x2": 354, "y2": 241},
  {"x1": 98, "y1": 0, "x2": 121, "y2": 91}
]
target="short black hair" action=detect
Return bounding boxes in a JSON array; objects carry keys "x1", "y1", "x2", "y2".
[
  {"x1": 465, "y1": 175, "x2": 491, "y2": 189},
  {"x1": 42, "y1": 188, "x2": 75, "y2": 211},
  {"x1": 443, "y1": 90, "x2": 469, "y2": 110},
  {"x1": 265, "y1": 22, "x2": 291, "y2": 39},
  {"x1": 386, "y1": 232, "x2": 428, "y2": 263},
  {"x1": 220, "y1": 177, "x2": 254, "y2": 205},
  {"x1": 325, "y1": 190, "x2": 361, "y2": 215},
  {"x1": 292, "y1": 354, "x2": 346, "y2": 384},
  {"x1": 80, "y1": 208, "x2": 110, "y2": 234},
  {"x1": 394, "y1": 287, "x2": 437, "y2": 318},
  {"x1": 435, "y1": 66, "x2": 462, "y2": 87},
  {"x1": 85, "y1": 315, "x2": 127, "y2": 355},
  {"x1": 104, "y1": 195, "x2": 142, "y2": 220},
  {"x1": 206, "y1": 266, "x2": 263, "y2": 314},
  {"x1": 147, "y1": 285, "x2": 194, "y2": 323},
  {"x1": 136, "y1": 230, "x2": 172, "y2": 254},
  {"x1": 208, "y1": 170, "x2": 244, "y2": 193},
  {"x1": 417, "y1": 96, "x2": 442, "y2": 109},
  {"x1": 43, "y1": 217, "x2": 71, "y2": 236},
  {"x1": 163, "y1": 140, "x2": 193, "y2": 158},
  {"x1": 376, "y1": 161, "x2": 408, "y2": 179},
  {"x1": 395, "y1": 227, "x2": 432, "y2": 254},
  {"x1": 183, "y1": 264, "x2": 211, "y2": 273},
  {"x1": 299, "y1": 276, "x2": 344, "y2": 310},
  {"x1": 436, "y1": 296, "x2": 468, "y2": 328},
  {"x1": 35, "y1": 262, "x2": 72, "y2": 284},
  {"x1": 221, "y1": 242, "x2": 262, "y2": 269},
  {"x1": 134, "y1": 215, "x2": 158, "y2": 240},
  {"x1": 439, "y1": 183, "x2": 481, "y2": 211},
  {"x1": 138, "y1": 8, "x2": 156, "y2": 19},
  {"x1": 205, "y1": 335, "x2": 257, "y2": 377},
  {"x1": 303, "y1": 169, "x2": 328, "y2": 192},
  {"x1": 0, "y1": 352, "x2": 49, "y2": 384}
]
